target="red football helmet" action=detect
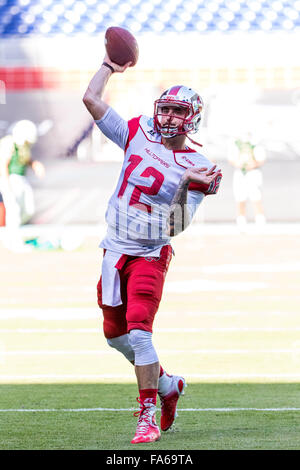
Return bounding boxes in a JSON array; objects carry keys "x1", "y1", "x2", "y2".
[{"x1": 154, "y1": 85, "x2": 203, "y2": 138}]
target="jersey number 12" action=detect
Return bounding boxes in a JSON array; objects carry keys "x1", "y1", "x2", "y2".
[{"x1": 117, "y1": 154, "x2": 165, "y2": 214}]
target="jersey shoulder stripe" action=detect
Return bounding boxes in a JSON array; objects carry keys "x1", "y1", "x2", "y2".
[{"x1": 125, "y1": 116, "x2": 142, "y2": 151}]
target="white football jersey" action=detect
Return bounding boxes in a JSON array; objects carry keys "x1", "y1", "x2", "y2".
[{"x1": 96, "y1": 108, "x2": 221, "y2": 256}]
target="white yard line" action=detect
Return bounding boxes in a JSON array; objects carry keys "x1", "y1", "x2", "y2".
[{"x1": 0, "y1": 407, "x2": 299, "y2": 413}]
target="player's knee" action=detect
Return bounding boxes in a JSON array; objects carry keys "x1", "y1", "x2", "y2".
[
  {"x1": 128, "y1": 328, "x2": 145, "y2": 349},
  {"x1": 128, "y1": 329, "x2": 158, "y2": 366},
  {"x1": 107, "y1": 334, "x2": 135, "y2": 362}
]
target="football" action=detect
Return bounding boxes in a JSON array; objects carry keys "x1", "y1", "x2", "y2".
[{"x1": 104, "y1": 26, "x2": 139, "y2": 67}]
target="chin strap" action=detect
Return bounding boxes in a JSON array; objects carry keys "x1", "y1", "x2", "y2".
[
  {"x1": 160, "y1": 127, "x2": 203, "y2": 147},
  {"x1": 186, "y1": 135, "x2": 203, "y2": 147}
]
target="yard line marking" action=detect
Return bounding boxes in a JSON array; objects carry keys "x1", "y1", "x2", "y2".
[
  {"x1": 2, "y1": 327, "x2": 300, "y2": 333},
  {"x1": 0, "y1": 407, "x2": 299, "y2": 413},
  {"x1": 2, "y1": 348, "x2": 300, "y2": 356},
  {"x1": 187, "y1": 373, "x2": 300, "y2": 379}
]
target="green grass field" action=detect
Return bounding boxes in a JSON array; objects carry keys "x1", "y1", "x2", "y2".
[
  {"x1": 1, "y1": 383, "x2": 300, "y2": 450},
  {"x1": 1, "y1": 224, "x2": 300, "y2": 450}
]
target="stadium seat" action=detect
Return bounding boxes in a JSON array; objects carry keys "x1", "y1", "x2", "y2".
[{"x1": 0, "y1": 0, "x2": 299, "y2": 35}]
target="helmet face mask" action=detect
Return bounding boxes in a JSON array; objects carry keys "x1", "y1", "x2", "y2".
[{"x1": 154, "y1": 85, "x2": 203, "y2": 138}]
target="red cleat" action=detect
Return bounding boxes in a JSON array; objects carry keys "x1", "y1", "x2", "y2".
[
  {"x1": 159, "y1": 375, "x2": 186, "y2": 431},
  {"x1": 131, "y1": 398, "x2": 161, "y2": 444}
]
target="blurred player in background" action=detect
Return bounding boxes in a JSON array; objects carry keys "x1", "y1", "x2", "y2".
[
  {"x1": 228, "y1": 131, "x2": 266, "y2": 231},
  {"x1": 83, "y1": 53, "x2": 222, "y2": 444},
  {"x1": 0, "y1": 119, "x2": 45, "y2": 251},
  {"x1": 0, "y1": 190, "x2": 5, "y2": 226}
]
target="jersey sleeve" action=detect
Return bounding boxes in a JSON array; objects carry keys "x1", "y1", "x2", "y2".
[{"x1": 95, "y1": 107, "x2": 129, "y2": 150}]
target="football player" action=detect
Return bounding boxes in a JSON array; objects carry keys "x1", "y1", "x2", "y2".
[
  {"x1": 227, "y1": 132, "x2": 266, "y2": 230},
  {"x1": 0, "y1": 120, "x2": 45, "y2": 251},
  {"x1": 0, "y1": 190, "x2": 5, "y2": 226},
  {"x1": 83, "y1": 53, "x2": 222, "y2": 444}
]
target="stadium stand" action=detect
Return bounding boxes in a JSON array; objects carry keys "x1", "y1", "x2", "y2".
[
  {"x1": 0, "y1": 0, "x2": 299, "y2": 36},
  {"x1": 0, "y1": 1, "x2": 299, "y2": 224}
]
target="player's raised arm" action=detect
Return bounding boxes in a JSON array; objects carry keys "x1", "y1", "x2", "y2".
[
  {"x1": 82, "y1": 54, "x2": 132, "y2": 120},
  {"x1": 83, "y1": 27, "x2": 138, "y2": 120}
]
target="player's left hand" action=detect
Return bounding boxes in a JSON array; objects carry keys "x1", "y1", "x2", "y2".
[{"x1": 183, "y1": 165, "x2": 222, "y2": 186}]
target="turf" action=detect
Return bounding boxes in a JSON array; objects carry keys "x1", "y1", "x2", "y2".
[
  {"x1": 1, "y1": 228, "x2": 300, "y2": 450},
  {"x1": 0, "y1": 383, "x2": 300, "y2": 450}
]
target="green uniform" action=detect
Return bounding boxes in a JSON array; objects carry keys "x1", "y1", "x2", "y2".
[
  {"x1": 8, "y1": 143, "x2": 31, "y2": 176},
  {"x1": 234, "y1": 139, "x2": 256, "y2": 174}
]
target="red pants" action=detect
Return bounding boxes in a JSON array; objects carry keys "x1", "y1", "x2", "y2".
[{"x1": 97, "y1": 245, "x2": 172, "y2": 338}]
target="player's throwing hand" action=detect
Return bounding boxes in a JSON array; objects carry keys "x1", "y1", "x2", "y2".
[{"x1": 103, "y1": 53, "x2": 132, "y2": 74}]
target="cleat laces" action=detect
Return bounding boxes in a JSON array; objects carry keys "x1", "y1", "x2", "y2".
[{"x1": 133, "y1": 397, "x2": 155, "y2": 435}]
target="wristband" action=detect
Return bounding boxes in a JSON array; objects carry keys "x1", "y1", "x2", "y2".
[{"x1": 102, "y1": 62, "x2": 115, "y2": 73}]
